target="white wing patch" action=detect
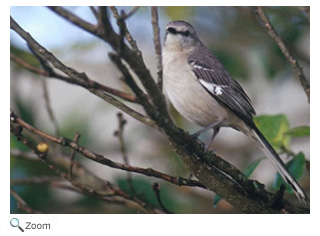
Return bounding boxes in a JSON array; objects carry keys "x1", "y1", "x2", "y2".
[
  {"x1": 199, "y1": 79, "x2": 223, "y2": 96},
  {"x1": 189, "y1": 61, "x2": 224, "y2": 96},
  {"x1": 190, "y1": 61, "x2": 215, "y2": 71}
]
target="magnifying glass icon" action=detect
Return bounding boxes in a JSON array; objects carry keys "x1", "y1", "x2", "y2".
[{"x1": 10, "y1": 218, "x2": 24, "y2": 232}]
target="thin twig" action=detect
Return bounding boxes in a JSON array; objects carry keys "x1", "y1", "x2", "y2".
[
  {"x1": 11, "y1": 130, "x2": 157, "y2": 213},
  {"x1": 108, "y1": 53, "x2": 154, "y2": 112},
  {"x1": 114, "y1": 113, "x2": 135, "y2": 193},
  {"x1": 10, "y1": 111, "x2": 206, "y2": 189},
  {"x1": 10, "y1": 189, "x2": 43, "y2": 214},
  {"x1": 68, "y1": 132, "x2": 81, "y2": 179},
  {"x1": 41, "y1": 79, "x2": 60, "y2": 136},
  {"x1": 108, "y1": 6, "x2": 169, "y2": 117},
  {"x1": 51, "y1": 181, "x2": 156, "y2": 213},
  {"x1": 10, "y1": 121, "x2": 157, "y2": 213},
  {"x1": 10, "y1": 149, "x2": 39, "y2": 161},
  {"x1": 255, "y1": 6, "x2": 310, "y2": 102},
  {"x1": 151, "y1": 7, "x2": 163, "y2": 90},
  {"x1": 90, "y1": 89, "x2": 156, "y2": 128},
  {"x1": 48, "y1": 7, "x2": 169, "y2": 118},
  {"x1": 152, "y1": 182, "x2": 172, "y2": 214},
  {"x1": 11, "y1": 52, "x2": 138, "y2": 103},
  {"x1": 109, "y1": 6, "x2": 140, "y2": 52},
  {"x1": 11, "y1": 176, "x2": 64, "y2": 185},
  {"x1": 120, "y1": 6, "x2": 140, "y2": 21},
  {"x1": 10, "y1": 18, "x2": 158, "y2": 128},
  {"x1": 10, "y1": 53, "x2": 46, "y2": 75},
  {"x1": 89, "y1": 6, "x2": 99, "y2": 19}
]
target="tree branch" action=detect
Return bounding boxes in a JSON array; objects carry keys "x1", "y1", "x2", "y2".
[
  {"x1": 109, "y1": 6, "x2": 140, "y2": 52},
  {"x1": 10, "y1": 121, "x2": 159, "y2": 213},
  {"x1": 11, "y1": 48, "x2": 137, "y2": 104},
  {"x1": 255, "y1": 6, "x2": 310, "y2": 102},
  {"x1": 11, "y1": 176, "x2": 64, "y2": 186},
  {"x1": 41, "y1": 79, "x2": 60, "y2": 136},
  {"x1": 68, "y1": 132, "x2": 81, "y2": 179},
  {"x1": 10, "y1": 111, "x2": 206, "y2": 189},
  {"x1": 10, "y1": 189, "x2": 43, "y2": 214},
  {"x1": 48, "y1": 7, "x2": 169, "y2": 117},
  {"x1": 114, "y1": 113, "x2": 135, "y2": 193},
  {"x1": 151, "y1": 6, "x2": 163, "y2": 90},
  {"x1": 152, "y1": 182, "x2": 172, "y2": 214},
  {"x1": 10, "y1": 18, "x2": 157, "y2": 128}
]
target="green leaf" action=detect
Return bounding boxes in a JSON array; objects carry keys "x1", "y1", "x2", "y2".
[
  {"x1": 254, "y1": 114, "x2": 291, "y2": 150},
  {"x1": 285, "y1": 126, "x2": 310, "y2": 138},
  {"x1": 273, "y1": 152, "x2": 306, "y2": 192},
  {"x1": 243, "y1": 158, "x2": 263, "y2": 177},
  {"x1": 213, "y1": 195, "x2": 222, "y2": 208}
]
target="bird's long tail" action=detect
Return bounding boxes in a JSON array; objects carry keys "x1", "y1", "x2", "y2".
[{"x1": 247, "y1": 124, "x2": 309, "y2": 205}]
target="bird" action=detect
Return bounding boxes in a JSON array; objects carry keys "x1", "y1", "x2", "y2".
[{"x1": 162, "y1": 20, "x2": 308, "y2": 205}]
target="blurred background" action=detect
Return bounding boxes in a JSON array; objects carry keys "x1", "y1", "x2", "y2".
[{"x1": 10, "y1": 6, "x2": 310, "y2": 213}]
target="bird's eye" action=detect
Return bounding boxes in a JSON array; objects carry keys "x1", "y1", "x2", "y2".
[
  {"x1": 183, "y1": 30, "x2": 190, "y2": 37},
  {"x1": 167, "y1": 27, "x2": 177, "y2": 35}
]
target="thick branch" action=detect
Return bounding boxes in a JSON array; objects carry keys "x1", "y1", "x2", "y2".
[
  {"x1": 151, "y1": 6, "x2": 163, "y2": 90},
  {"x1": 255, "y1": 6, "x2": 310, "y2": 102}
]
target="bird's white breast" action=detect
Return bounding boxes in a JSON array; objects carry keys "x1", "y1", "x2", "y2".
[{"x1": 162, "y1": 48, "x2": 229, "y2": 127}]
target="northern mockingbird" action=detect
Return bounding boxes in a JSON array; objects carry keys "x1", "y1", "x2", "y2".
[{"x1": 162, "y1": 20, "x2": 308, "y2": 205}]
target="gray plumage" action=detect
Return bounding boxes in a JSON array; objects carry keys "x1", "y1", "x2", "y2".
[{"x1": 162, "y1": 20, "x2": 308, "y2": 205}]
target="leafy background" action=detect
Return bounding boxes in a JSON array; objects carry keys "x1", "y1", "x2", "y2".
[{"x1": 10, "y1": 6, "x2": 309, "y2": 213}]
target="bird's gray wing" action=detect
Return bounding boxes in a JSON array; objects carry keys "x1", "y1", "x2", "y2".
[{"x1": 188, "y1": 47, "x2": 255, "y2": 126}]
